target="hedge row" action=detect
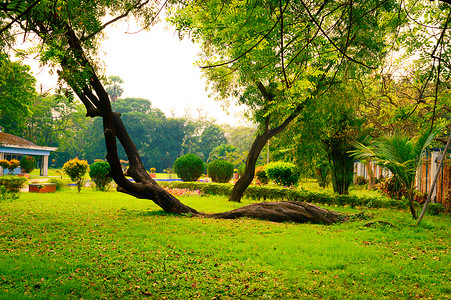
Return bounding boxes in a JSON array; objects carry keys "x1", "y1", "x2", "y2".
[{"x1": 158, "y1": 181, "x2": 410, "y2": 209}]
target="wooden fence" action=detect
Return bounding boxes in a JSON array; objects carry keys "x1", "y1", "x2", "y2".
[{"x1": 354, "y1": 150, "x2": 451, "y2": 209}]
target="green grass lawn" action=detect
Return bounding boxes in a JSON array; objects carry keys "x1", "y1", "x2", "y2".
[{"x1": 0, "y1": 188, "x2": 450, "y2": 299}]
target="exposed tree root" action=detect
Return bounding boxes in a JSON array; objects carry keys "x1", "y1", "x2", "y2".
[{"x1": 207, "y1": 201, "x2": 347, "y2": 224}]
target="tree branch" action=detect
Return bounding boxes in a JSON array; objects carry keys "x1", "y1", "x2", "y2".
[{"x1": 300, "y1": 0, "x2": 377, "y2": 70}]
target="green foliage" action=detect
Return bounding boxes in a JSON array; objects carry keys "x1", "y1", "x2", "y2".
[
  {"x1": 352, "y1": 124, "x2": 447, "y2": 219},
  {"x1": 158, "y1": 181, "x2": 410, "y2": 210},
  {"x1": 255, "y1": 165, "x2": 268, "y2": 185},
  {"x1": 207, "y1": 144, "x2": 246, "y2": 168},
  {"x1": 375, "y1": 176, "x2": 405, "y2": 200},
  {"x1": 237, "y1": 164, "x2": 246, "y2": 177},
  {"x1": 0, "y1": 176, "x2": 27, "y2": 193},
  {"x1": 0, "y1": 53, "x2": 36, "y2": 136},
  {"x1": 207, "y1": 159, "x2": 234, "y2": 183},
  {"x1": 173, "y1": 154, "x2": 204, "y2": 182},
  {"x1": 20, "y1": 156, "x2": 36, "y2": 173},
  {"x1": 47, "y1": 178, "x2": 67, "y2": 191},
  {"x1": 62, "y1": 158, "x2": 89, "y2": 193},
  {"x1": 265, "y1": 162, "x2": 299, "y2": 187},
  {"x1": 427, "y1": 203, "x2": 445, "y2": 216},
  {"x1": 89, "y1": 161, "x2": 112, "y2": 191},
  {"x1": 355, "y1": 176, "x2": 369, "y2": 187},
  {"x1": 315, "y1": 162, "x2": 331, "y2": 188}
]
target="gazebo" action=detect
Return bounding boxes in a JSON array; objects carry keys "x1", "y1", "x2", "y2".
[{"x1": 0, "y1": 132, "x2": 57, "y2": 176}]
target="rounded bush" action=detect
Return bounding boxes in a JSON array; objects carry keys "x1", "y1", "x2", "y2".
[
  {"x1": 255, "y1": 165, "x2": 268, "y2": 184},
  {"x1": 207, "y1": 159, "x2": 234, "y2": 183},
  {"x1": 63, "y1": 158, "x2": 89, "y2": 193},
  {"x1": 89, "y1": 161, "x2": 112, "y2": 191},
  {"x1": 265, "y1": 162, "x2": 299, "y2": 187},
  {"x1": 173, "y1": 154, "x2": 203, "y2": 182},
  {"x1": 20, "y1": 156, "x2": 36, "y2": 173}
]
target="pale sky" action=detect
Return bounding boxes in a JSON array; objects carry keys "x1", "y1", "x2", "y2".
[{"x1": 25, "y1": 19, "x2": 246, "y2": 125}]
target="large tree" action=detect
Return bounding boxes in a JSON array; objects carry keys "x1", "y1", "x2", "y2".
[
  {"x1": 169, "y1": 0, "x2": 401, "y2": 202},
  {"x1": 0, "y1": 52, "x2": 36, "y2": 136},
  {"x1": 0, "y1": 0, "x2": 344, "y2": 224}
]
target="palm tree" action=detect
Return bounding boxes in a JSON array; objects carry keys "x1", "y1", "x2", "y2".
[
  {"x1": 105, "y1": 76, "x2": 124, "y2": 111},
  {"x1": 351, "y1": 124, "x2": 446, "y2": 219}
]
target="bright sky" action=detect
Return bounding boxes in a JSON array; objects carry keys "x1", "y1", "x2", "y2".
[{"x1": 25, "y1": 19, "x2": 246, "y2": 125}]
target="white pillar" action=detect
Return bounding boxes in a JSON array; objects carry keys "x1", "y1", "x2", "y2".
[{"x1": 41, "y1": 155, "x2": 49, "y2": 176}]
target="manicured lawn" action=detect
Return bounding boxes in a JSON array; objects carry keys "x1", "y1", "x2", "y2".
[{"x1": 0, "y1": 188, "x2": 450, "y2": 299}]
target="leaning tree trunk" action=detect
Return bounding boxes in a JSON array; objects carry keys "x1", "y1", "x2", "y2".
[
  {"x1": 36, "y1": 18, "x2": 345, "y2": 224},
  {"x1": 229, "y1": 134, "x2": 269, "y2": 202}
]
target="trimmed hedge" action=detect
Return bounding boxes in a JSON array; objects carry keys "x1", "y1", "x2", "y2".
[
  {"x1": 173, "y1": 154, "x2": 204, "y2": 182},
  {"x1": 207, "y1": 159, "x2": 234, "y2": 183},
  {"x1": 158, "y1": 181, "x2": 410, "y2": 209}
]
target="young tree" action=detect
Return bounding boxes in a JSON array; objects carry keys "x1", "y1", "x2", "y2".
[{"x1": 351, "y1": 124, "x2": 447, "y2": 219}]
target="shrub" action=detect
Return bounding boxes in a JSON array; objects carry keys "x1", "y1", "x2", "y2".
[
  {"x1": 265, "y1": 162, "x2": 299, "y2": 187},
  {"x1": 427, "y1": 203, "x2": 445, "y2": 215},
  {"x1": 62, "y1": 158, "x2": 90, "y2": 193},
  {"x1": 173, "y1": 154, "x2": 203, "y2": 182},
  {"x1": 7, "y1": 159, "x2": 20, "y2": 173},
  {"x1": 237, "y1": 164, "x2": 246, "y2": 177},
  {"x1": 149, "y1": 167, "x2": 156, "y2": 174},
  {"x1": 89, "y1": 161, "x2": 112, "y2": 191},
  {"x1": 48, "y1": 178, "x2": 67, "y2": 191},
  {"x1": 375, "y1": 176, "x2": 405, "y2": 200},
  {"x1": 355, "y1": 176, "x2": 368, "y2": 186},
  {"x1": 207, "y1": 159, "x2": 234, "y2": 183},
  {"x1": 255, "y1": 165, "x2": 268, "y2": 184},
  {"x1": 0, "y1": 159, "x2": 10, "y2": 170},
  {"x1": 0, "y1": 176, "x2": 27, "y2": 193},
  {"x1": 20, "y1": 156, "x2": 36, "y2": 173}
]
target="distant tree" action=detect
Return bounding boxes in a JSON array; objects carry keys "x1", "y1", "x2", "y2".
[
  {"x1": 105, "y1": 76, "x2": 124, "y2": 111},
  {"x1": 0, "y1": 53, "x2": 36, "y2": 136},
  {"x1": 198, "y1": 124, "x2": 227, "y2": 161}
]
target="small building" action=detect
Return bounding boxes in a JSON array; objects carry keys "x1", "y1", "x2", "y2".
[{"x1": 0, "y1": 131, "x2": 57, "y2": 176}]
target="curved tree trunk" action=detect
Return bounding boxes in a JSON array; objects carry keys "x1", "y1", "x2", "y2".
[
  {"x1": 229, "y1": 133, "x2": 269, "y2": 202},
  {"x1": 35, "y1": 18, "x2": 345, "y2": 224}
]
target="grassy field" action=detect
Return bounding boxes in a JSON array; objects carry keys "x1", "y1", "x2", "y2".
[{"x1": 0, "y1": 187, "x2": 450, "y2": 299}]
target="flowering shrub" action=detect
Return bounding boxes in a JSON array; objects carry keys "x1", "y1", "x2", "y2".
[
  {"x1": 163, "y1": 187, "x2": 204, "y2": 197},
  {"x1": 0, "y1": 159, "x2": 11, "y2": 170},
  {"x1": 255, "y1": 165, "x2": 268, "y2": 185},
  {"x1": 63, "y1": 158, "x2": 89, "y2": 193},
  {"x1": 7, "y1": 159, "x2": 20, "y2": 173}
]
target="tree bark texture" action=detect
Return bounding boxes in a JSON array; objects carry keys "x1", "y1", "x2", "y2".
[{"x1": 210, "y1": 201, "x2": 346, "y2": 224}]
